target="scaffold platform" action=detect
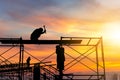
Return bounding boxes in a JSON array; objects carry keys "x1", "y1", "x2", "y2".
[{"x1": 0, "y1": 37, "x2": 106, "y2": 80}]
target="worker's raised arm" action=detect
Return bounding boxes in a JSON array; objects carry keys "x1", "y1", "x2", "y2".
[{"x1": 43, "y1": 25, "x2": 46, "y2": 33}]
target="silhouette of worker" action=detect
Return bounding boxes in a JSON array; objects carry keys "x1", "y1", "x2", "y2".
[
  {"x1": 26, "y1": 57, "x2": 31, "y2": 67},
  {"x1": 30, "y1": 25, "x2": 46, "y2": 40},
  {"x1": 56, "y1": 45, "x2": 65, "y2": 79}
]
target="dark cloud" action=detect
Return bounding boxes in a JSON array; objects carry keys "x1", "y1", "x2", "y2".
[
  {"x1": 0, "y1": 0, "x2": 58, "y2": 20},
  {"x1": 0, "y1": 0, "x2": 101, "y2": 22},
  {"x1": 0, "y1": 0, "x2": 57, "y2": 10}
]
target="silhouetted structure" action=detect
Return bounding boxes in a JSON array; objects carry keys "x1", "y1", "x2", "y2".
[
  {"x1": 30, "y1": 25, "x2": 46, "y2": 40},
  {"x1": 0, "y1": 37, "x2": 106, "y2": 80},
  {"x1": 26, "y1": 57, "x2": 31, "y2": 67},
  {"x1": 33, "y1": 63, "x2": 40, "y2": 80},
  {"x1": 0, "y1": 39, "x2": 81, "y2": 44},
  {"x1": 56, "y1": 45, "x2": 65, "y2": 79}
]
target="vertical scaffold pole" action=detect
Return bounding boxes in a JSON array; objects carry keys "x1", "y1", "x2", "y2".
[
  {"x1": 95, "y1": 45, "x2": 99, "y2": 79},
  {"x1": 33, "y1": 63, "x2": 40, "y2": 80},
  {"x1": 101, "y1": 37, "x2": 106, "y2": 80},
  {"x1": 19, "y1": 37, "x2": 24, "y2": 80}
]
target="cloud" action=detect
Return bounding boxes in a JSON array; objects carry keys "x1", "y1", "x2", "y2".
[
  {"x1": 0, "y1": 0, "x2": 58, "y2": 21},
  {"x1": 2, "y1": 0, "x2": 120, "y2": 25},
  {"x1": 1, "y1": 0, "x2": 120, "y2": 39},
  {"x1": 96, "y1": 0, "x2": 120, "y2": 9},
  {"x1": 0, "y1": 0, "x2": 102, "y2": 22}
]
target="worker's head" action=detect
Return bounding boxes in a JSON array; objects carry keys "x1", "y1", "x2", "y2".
[
  {"x1": 39, "y1": 28, "x2": 43, "y2": 32},
  {"x1": 56, "y1": 45, "x2": 61, "y2": 49}
]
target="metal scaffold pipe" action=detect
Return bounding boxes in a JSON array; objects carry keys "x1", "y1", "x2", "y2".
[{"x1": 0, "y1": 39, "x2": 82, "y2": 45}]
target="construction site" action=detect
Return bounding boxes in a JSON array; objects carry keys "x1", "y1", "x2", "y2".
[{"x1": 0, "y1": 37, "x2": 105, "y2": 80}]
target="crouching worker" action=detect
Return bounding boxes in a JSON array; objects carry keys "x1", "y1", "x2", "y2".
[{"x1": 30, "y1": 25, "x2": 46, "y2": 40}]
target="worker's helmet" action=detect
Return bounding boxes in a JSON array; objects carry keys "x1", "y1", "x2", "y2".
[
  {"x1": 39, "y1": 28, "x2": 43, "y2": 31},
  {"x1": 56, "y1": 45, "x2": 60, "y2": 48}
]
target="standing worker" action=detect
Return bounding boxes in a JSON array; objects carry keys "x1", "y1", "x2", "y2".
[
  {"x1": 56, "y1": 45, "x2": 65, "y2": 79},
  {"x1": 30, "y1": 25, "x2": 46, "y2": 40},
  {"x1": 26, "y1": 57, "x2": 31, "y2": 67}
]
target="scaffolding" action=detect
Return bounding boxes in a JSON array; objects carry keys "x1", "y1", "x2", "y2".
[
  {"x1": 0, "y1": 37, "x2": 105, "y2": 80},
  {"x1": 61, "y1": 37, "x2": 105, "y2": 80}
]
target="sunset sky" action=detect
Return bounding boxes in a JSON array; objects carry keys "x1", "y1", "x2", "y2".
[{"x1": 0, "y1": 0, "x2": 120, "y2": 73}]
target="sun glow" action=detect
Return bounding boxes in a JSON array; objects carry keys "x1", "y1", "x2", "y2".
[{"x1": 103, "y1": 22, "x2": 120, "y2": 45}]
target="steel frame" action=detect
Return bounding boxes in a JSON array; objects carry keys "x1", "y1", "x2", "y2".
[
  {"x1": 61, "y1": 37, "x2": 105, "y2": 80},
  {"x1": 0, "y1": 37, "x2": 105, "y2": 80}
]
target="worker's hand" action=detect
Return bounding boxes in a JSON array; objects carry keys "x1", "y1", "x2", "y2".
[
  {"x1": 43, "y1": 25, "x2": 45, "y2": 29},
  {"x1": 43, "y1": 25, "x2": 46, "y2": 33}
]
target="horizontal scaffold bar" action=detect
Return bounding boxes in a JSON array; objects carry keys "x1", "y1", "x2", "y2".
[
  {"x1": 0, "y1": 67, "x2": 32, "y2": 72},
  {"x1": 0, "y1": 39, "x2": 82, "y2": 44}
]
